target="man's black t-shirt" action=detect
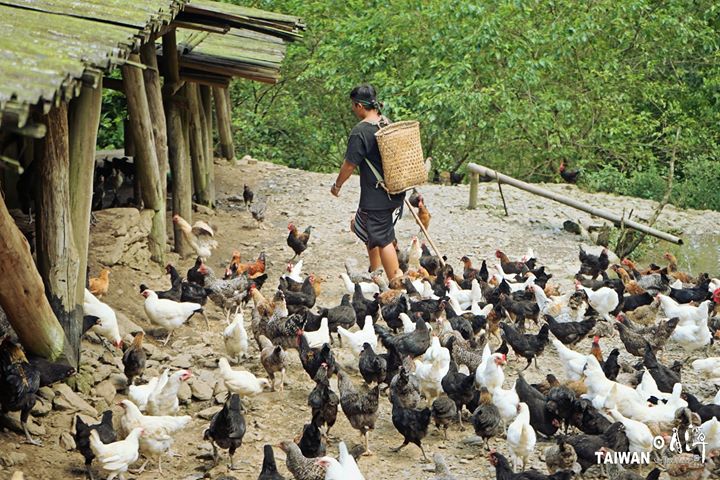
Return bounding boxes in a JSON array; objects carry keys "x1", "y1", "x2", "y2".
[{"x1": 345, "y1": 121, "x2": 406, "y2": 210}]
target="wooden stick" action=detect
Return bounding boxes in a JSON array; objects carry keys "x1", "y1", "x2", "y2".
[
  {"x1": 468, "y1": 162, "x2": 683, "y2": 245},
  {"x1": 403, "y1": 199, "x2": 445, "y2": 267},
  {"x1": 468, "y1": 172, "x2": 478, "y2": 209},
  {"x1": 213, "y1": 86, "x2": 235, "y2": 162},
  {"x1": 496, "y1": 176, "x2": 509, "y2": 216}
]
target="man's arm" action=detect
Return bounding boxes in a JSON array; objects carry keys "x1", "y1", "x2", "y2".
[{"x1": 330, "y1": 159, "x2": 356, "y2": 197}]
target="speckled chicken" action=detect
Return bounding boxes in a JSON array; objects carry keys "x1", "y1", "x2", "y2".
[
  {"x1": 471, "y1": 387, "x2": 503, "y2": 450},
  {"x1": 337, "y1": 369, "x2": 380, "y2": 455},
  {"x1": 308, "y1": 363, "x2": 339, "y2": 437},
  {"x1": 278, "y1": 440, "x2": 324, "y2": 480},
  {"x1": 431, "y1": 395, "x2": 457, "y2": 440},
  {"x1": 543, "y1": 435, "x2": 579, "y2": 474}
]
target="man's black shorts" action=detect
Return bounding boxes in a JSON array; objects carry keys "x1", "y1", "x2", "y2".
[{"x1": 352, "y1": 207, "x2": 402, "y2": 249}]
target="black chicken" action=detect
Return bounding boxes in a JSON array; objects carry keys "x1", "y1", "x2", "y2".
[
  {"x1": 578, "y1": 247, "x2": 609, "y2": 279},
  {"x1": 565, "y1": 421, "x2": 629, "y2": 473},
  {"x1": 515, "y1": 374, "x2": 560, "y2": 438},
  {"x1": 352, "y1": 283, "x2": 380, "y2": 328},
  {"x1": 440, "y1": 360, "x2": 476, "y2": 428},
  {"x1": 544, "y1": 314, "x2": 595, "y2": 347},
  {"x1": 297, "y1": 417, "x2": 325, "y2": 458},
  {"x1": 682, "y1": 392, "x2": 720, "y2": 423},
  {"x1": 559, "y1": 161, "x2": 579, "y2": 184},
  {"x1": 545, "y1": 383, "x2": 577, "y2": 433},
  {"x1": 500, "y1": 322, "x2": 550, "y2": 369},
  {"x1": 154, "y1": 264, "x2": 183, "y2": 301},
  {"x1": 489, "y1": 450, "x2": 574, "y2": 480},
  {"x1": 359, "y1": 343, "x2": 387, "y2": 385},
  {"x1": 642, "y1": 342, "x2": 680, "y2": 393},
  {"x1": 380, "y1": 294, "x2": 410, "y2": 332},
  {"x1": 258, "y1": 444, "x2": 285, "y2": 480},
  {"x1": 75, "y1": 411, "x2": 116, "y2": 480},
  {"x1": 390, "y1": 395, "x2": 432, "y2": 461},
  {"x1": 307, "y1": 363, "x2": 338, "y2": 437},
  {"x1": 0, "y1": 338, "x2": 41, "y2": 445},
  {"x1": 375, "y1": 318, "x2": 431, "y2": 358},
  {"x1": 187, "y1": 257, "x2": 207, "y2": 285},
  {"x1": 122, "y1": 332, "x2": 146, "y2": 388},
  {"x1": 602, "y1": 348, "x2": 621, "y2": 381},
  {"x1": 243, "y1": 184, "x2": 254, "y2": 210},
  {"x1": 204, "y1": 393, "x2": 246, "y2": 469},
  {"x1": 282, "y1": 275, "x2": 316, "y2": 309},
  {"x1": 569, "y1": 398, "x2": 612, "y2": 435},
  {"x1": 298, "y1": 335, "x2": 335, "y2": 381},
  {"x1": 325, "y1": 294, "x2": 356, "y2": 338}
]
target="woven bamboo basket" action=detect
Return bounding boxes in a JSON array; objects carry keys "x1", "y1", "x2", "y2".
[{"x1": 374, "y1": 120, "x2": 426, "y2": 194}]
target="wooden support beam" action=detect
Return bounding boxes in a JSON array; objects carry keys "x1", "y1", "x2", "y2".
[
  {"x1": 122, "y1": 54, "x2": 167, "y2": 263},
  {"x1": 34, "y1": 103, "x2": 80, "y2": 364},
  {"x1": 0, "y1": 195, "x2": 65, "y2": 360},
  {"x1": 199, "y1": 85, "x2": 215, "y2": 206},
  {"x1": 162, "y1": 30, "x2": 193, "y2": 257},
  {"x1": 187, "y1": 83, "x2": 210, "y2": 206},
  {"x1": 468, "y1": 171, "x2": 478, "y2": 210},
  {"x1": 68, "y1": 82, "x2": 103, "y2": 349},
  {"x1": 140, "y1": 40, "x2": 169, "y2": 202},
  {"x1": 102, "y1": 77, "x2": 125, "y2": 93},
  {"x1": 213, "y1": 86, "x2": 235, "y2": 162}
]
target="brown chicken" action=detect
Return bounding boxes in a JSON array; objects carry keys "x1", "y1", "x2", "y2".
[
  {"x1": 495, "y1": 250, "x2": 527, "y2": 275},
  {"x1": 664, "y1": 252, "x2": 694, "y2": 284},
  {"x1": 122, "y1": 332, "x2": 146, "y2": 388},
  {"x1": 237, "y1": 252, "x2": 267, "y2": 278},
  {"x1": 312, "y1": 276, "x2": 325, "y2": 298},
  {"x1": 250, "y1": 285, "x2": 274, "y2": 318},
  {"x1": 611, "y1": 265, "x2": 646, "y2": 295},
  {"x1": 88, "y1": 269, "x2": 110, "y2": 297},
  {"x1": 224, "y1": 251, "x2": 242, "y2": 278},
  {"x1": 287, "y1": 223, "x2": 312, "y2": 260},
  {"x1": 258, "y1": 335, "x2": 288, "y2": 392},
  {"x1": 417, "y1": 197, "x2": 431, "y2": 231}
]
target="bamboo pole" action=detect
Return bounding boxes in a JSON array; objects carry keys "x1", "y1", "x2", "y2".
[
  {"x1": 187, "y1": 83, "x2": 210, "y2": 205},
  {"x1": 68, "y1": 81, "x2": 103, "y2": 331},
  {"x1": 0, "y1": 195, "x2": 65, "y2": 360},
  {"x1": 122, "y1": 54, "x2": 167, "y2": 263},
  {"x1": 468, "y1": 171, "x2": 478, "y2": 209},
  {"x1": 140, "y1": 41, "x2": 169, "y2": 199},
  {"x1": 467, "y1": 162, "x2": 683, "y2": 245},
  {"x1": 213, "y1": 86, "x2": 235, "y2": 162},
  {"x1": 34, "y1": 103, "x2": 80, "y2": 364},
  {"x1": 199, "y1": 84, "x2": 215, "y2": 206},
  {"x1": 162, "y1": 30, "x2": 193, "y2": 257}
]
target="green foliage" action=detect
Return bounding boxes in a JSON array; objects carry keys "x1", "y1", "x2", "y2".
[{"x1": 97, "y1": 70, "x2": 126, "y2": 150}]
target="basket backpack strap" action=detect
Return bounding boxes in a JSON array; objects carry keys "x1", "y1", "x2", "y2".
[{"x1": 364, "y1": 158, "x2": 387, "y2": 190}]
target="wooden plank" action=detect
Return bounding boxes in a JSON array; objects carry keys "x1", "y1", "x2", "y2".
[
  {"x1": 213, "y1": 86, "x2": 234, "y2": 161},
  {"x1": 68, "y1": 82, "x2": 103, "y2": 362},
  {"x1": 122, "y1": 53, "x2": 166, "y2": 263},
  {"x1": 162, "y1": 30, "x2": 193, "y2": 257},
  {"x1": 34, "y1": 102, "x2": 80, "y2": 364}
]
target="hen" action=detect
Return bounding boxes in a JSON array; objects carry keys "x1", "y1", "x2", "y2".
[
  {"x1": 390, "y1": 392, "x2": 432, "y2": 461},
  {"x1": 258, "y1": 444, "x2": 285, "y2": 480},
  {"x1": 441, "y1": 360, "x2": 476, "y2": 428},
  {"x1": 338, "y1": 369, "x2": 380, "y2": 455},
  {"x1": 251, "y1": 195, "x2": 268, "y2": 228},
  {"x1": 258, "y1": 335, "x2": 288, "y2": 392},
  {"x1": 298, "y1": 334, "x2": 336, "y2": 381},
  {"x1": 488, "y1": 449, "x2": 573, "y2": 480},
  {"x1": 83, "y1": 289, "x2": 123, "y2": 349},
  {"x1": 203, "y1": 267, "x2": 251, "y2": 322},
  {"x1": 75, "y1": 411, "x2": 116, "y2": 480},
  {"x1": 141, "y1": 288, "x2": 204, "y2": 345},
  {"x1": 565, "y1": 421, "x2": 629, "y2": 473},
  {"x1": 431, "y1": 395, "x2": 457, "y2": 440},
  {"x1": 559, "y1": 160, "x2": 580, "y2": 183},
  {"x1": 122, "y1": 332, "x2": 146, "y2": 388},
  {"x1": 0, "y1": 339, "x2": 41, "y2": 445},
  {"x1": 375, "y1": 318, "x2": 431, "y2": 358},
  {"x1": 89, "y1": 269, "x2": 111, "y2": 297},
  {"x1": 278, "y1": 440, "x2": 325, "y2": 480},
  {"x1": 544, "y1": 314, "x2": 595, "y2": 346},
  {"x1": 297, "y1": 419, "x2": 325, "y2": 458},
  {"x1": 471, "y1": 387, "x2": 503, "y2": 450},
  {"x1": 224, "y1": 312, "x2": 249, "y2": 363},
  {"x1": 578, "y1": 246, "x2": 609, "y2": 279},
  {"x1": 147, "y1": 369, "x2": 192, "y2": 416},
  {"x1": 338, "y1": 317, "x2": 377, "y2": 357},
  {"x1": 287, "y1": 223, "x2": 312, "y2": 260},
  {"x1": 500, "y1": 322, "x2": 549, "y2": 369},
  {"x1": 506, "y1": 402, "x2": 537, "y2": 471},
  {"x1": 218, "y1": 358, "x2": 270, "y2": 398},
  {"x1": 543, "y1": 435, "x2": 579, "y2": 474},
  {"x1": 307, "y1": 363, "x2": 339, "y2": 437},
  {"x1": 172, "y1": 214, "x2": 218, "y2": 259},
  {"x1": 89, "y1": 427, "x2": 142, "y2": 480},
  {"x1": 359, "y1": 342, "x2": 387, "y2": 385},
  {"x1": 204, "y1": 393, "x2": 246, "y2": 469}
]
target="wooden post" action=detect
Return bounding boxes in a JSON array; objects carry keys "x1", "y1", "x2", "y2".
[
  {"x1": 122, "y1": 54, "x2": 166, "y2": 263},
  {"x1": 213, "y1": 86, "x2": 235, "y2": 162},
  {"x1": 140, "y1": 40, "x2": 169, "y2": 199},
  {"x1": 468, "y1": 171, "x2": 479, "y2": 209},
  {"x1": 162, "y1": 30, "x2": 193, "y2": 256},
  {"x1": 34, "y1": 103, "x2": 80, "y2": 365},
  {"x1": 0, "y1": 195, "x2": 65, "y2": 360},
  {"x1": 69, "y1": 82, "x2": 103, "y2": 318},
  {"x1": 187, "y1": 83, "x2": 210, "y2": 205},
  {"x1": 200, "y1": 84, "x2": 215, "y2": 206}
]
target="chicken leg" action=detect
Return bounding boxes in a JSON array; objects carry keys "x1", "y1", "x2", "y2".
[
  {"x1": 362, "y1": 430, "x2": 373, "y2": 456},
  {"x1": 162, "y1": 331, "x2": 174, "y2": 346},
  {"x1": 22, "y1": 419, "x2": 42, "y2": 446}
]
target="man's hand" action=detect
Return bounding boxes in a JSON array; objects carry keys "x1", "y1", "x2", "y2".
[{"x1": 330, "y1": 183, "x2": 341, "y2": 197}]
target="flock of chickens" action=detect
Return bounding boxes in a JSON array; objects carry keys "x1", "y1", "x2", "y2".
[{"x1": 2, "y1": 189, "x2": 720, "y2": 480}]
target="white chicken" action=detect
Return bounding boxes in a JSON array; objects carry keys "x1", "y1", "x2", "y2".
[
  {"x1": 172, "y1": 214, "x2": 218, "y2": 260},
  {"x1": 89, "y1": 426, "x2": 142, "y2": 480},
  {"x1": 406, "y1": 236, "x2": 422, "y2": 270},
  {"x1": 283, "y1": 260, "x2": 304, "y2": 283},
  {"x1": 83, "y1": 289, "x2": 123, "y2": 349},
  {"x1": 337, "y1": 316, "x2": 377, "y2": 356},
  {"x1": 575, "y1": 284, "x2": 618, "y2": 320},
  {"x1": 400, "y1": 312, "x2": 417, "y2": 333},
  {"x1": 528, "y1": 285, "x2": 577, "y2": 320},
  {"x1": 670, "y1": 316, "x2": 712, "y2": 351},
  {"x1": 635, "y1": 368, "x2": 672, "y2": 403},
  {"x1": 446, "y1": 278, "x2": 482, "y2": 309},
  {"x1": 129, "y1": 374, "x2": 160, "y2": 412},
  {"x1": 492, "y1": 380, "x2": 520, "y2": 423},
  {"x1": 414, "y1": 348, "x2": 450, "y2": 405},
  {"x1": 217, "y1": 357, "x2": 270, "y2": 397},
  {"x1": 700, "y1": 416, "x2": 720, "y2": 451},
  {"x1": 506, "y1": 402, "x2": 536, "y2": 471},
  {"x1": 715, "y1": 389, "x2": 720, "y2": 406},
  {"x1": 303, "y1": 317, "x2": 330, "y2": 349},
  {"x1": 223, "y1": 312, "x2": 249, "y2": 363},
  {"x1": 657, "y1": 294, "x2": 712, "y2": 326},
  {"x1": 141, "y1": 289, "x2": 203, "y2": 345},
  {"x1": 692, "y1": 357, "x2": 720, "y2": 380},
  {"x1": 608, "y1": 409, "x2": 654, "y2": 453},
  {"x1": 421, "y1": 336, "x2": 448, "y2": 363},
  {"x1": 632, "y1": 382, "x2": 687, "y2": 424},
  {"x1": 146, "y1": 369, "x2": 192, "y2": 416},
  {"x1": 338, "y1": 441, "x2": 364, "y2": 479},
  {"x1": 119, "y1": 400, "x2": 191, "y2": 473},
  {"x1": 474, "y1": 352, "x2": 506, "y2": 391},
  {"x1": 316, "y1": 456, "x2": 364, "y2": 480},
  {"x1": 551, "y1": 337, "x2": 588, "y2": 381},
  {"x1": 340, "y1": 272, "x2": 379, "y2": 296}
]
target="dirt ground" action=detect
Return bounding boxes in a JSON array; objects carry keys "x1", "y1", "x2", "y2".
[{"x1": 1, "y1": 158, "x2": 719, "y2": 480}]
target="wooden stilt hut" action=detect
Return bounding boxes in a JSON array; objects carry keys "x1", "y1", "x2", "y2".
[{"x1": 0, "y1": 0, "x2": 304, "y2": 366}]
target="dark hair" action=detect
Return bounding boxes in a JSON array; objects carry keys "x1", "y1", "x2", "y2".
[{"x1": 350, "y1": 84, "x2": 381, "y2": 111}]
